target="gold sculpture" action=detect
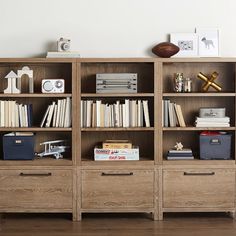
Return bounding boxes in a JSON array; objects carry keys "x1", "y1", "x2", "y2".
[{"x1": 197, "y1": 72, "x2": 222, "y2": 92}]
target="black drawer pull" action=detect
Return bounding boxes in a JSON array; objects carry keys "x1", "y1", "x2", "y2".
[
  {"x1": 101, "y1": 172, "x2": 133, "y2": 176},
  {"x1": 184, "y1": 172, "x2": 215, "y2": 176},
  {"x1": 19, "y1": 173, "x2": 52, "y2": 177}
]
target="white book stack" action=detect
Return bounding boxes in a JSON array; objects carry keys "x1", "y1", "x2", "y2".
[
  {"x1": 195, "y1": 117, "x2": 230, "y2": 127},
  {"x1": 81, "y1": 99, "x2": 151, "y2": 128},
  {"x1": 40, "y1": 97, "x2": 72, "y2": 128},
  {"x1": 46, "y1": 51, "x2": 81, "y2": 58}
]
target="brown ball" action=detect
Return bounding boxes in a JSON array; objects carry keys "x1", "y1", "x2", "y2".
[{"x1": 152, "y1": 42, "x2": 180, "y2": 58}]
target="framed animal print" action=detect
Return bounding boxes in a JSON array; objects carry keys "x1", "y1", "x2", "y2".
[
  {"x1": 170, "y1": 33, "x2": 198, "y2": 57},
  {"x1": 196, "y1": 28, "x2": 220, "y2": 57}
]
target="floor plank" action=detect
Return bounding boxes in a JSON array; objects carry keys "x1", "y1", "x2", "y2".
[{"x1": 0, "y1": 213, "x2": 236, "y2": 236}]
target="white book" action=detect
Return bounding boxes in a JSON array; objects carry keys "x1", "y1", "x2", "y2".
[
  {"x1": 137, "y1": 100, "x2": 142, "y2": 127},
  {"x1": 11, "y1": 101, "x2": 16, "y2": 127},
  {"x1": 125, "y1": 99, "x2": 130, "y2": 127},
  {"x1": 86, "y1": 100, "x2": 92, "y2": 128},
  {"x1": 18, "y1": 104, "x2": 22, "y2": 127},
  {"x1": 104, "y1": 104, "x2": 109, "y2": 127},
  {"x1": 8, "y1": 101, "x2": 11, "y2": 127},
  {"x1": 52, "y1": 104, "x2": 58, "y2": 127},
  {"x1": 196, "y1": 117, "x2": 230, "y2": 122},
  {"x1": 55, "y1": 99, "x2": 61, "y2": 128},
  {"x1": 21, "y1": 105, "x2": 26, "y2": 127},
  {"x1": 92, "y1": 103, "x2": 96, "y2": 128},
  {"x1": 46, "y1": 102, "x2": 55, "y2": 127},
  {"x1": 100, "y1": 104, "x2": 105, "y2": 127},
  {"x1": 131, "y1": 100, "x2": 136, "y2": 127},
  {"x1": 61, "y1": 99, "x2": 67, "y2": 127},
  {"x1": 168, "y1": 103, "x2": 175, "y2": 127},
  {"x1": 40, "y1": 105, "x2": 50, "y2": 128},
  {"x1": 114, "y1": 101, "x2": 120, "y2": 127},
  {"x1": 96, "y1": 100, "x2": 101, "y2": 127},
  {"x1": 24, "y1": 105, "x2": 28, "y2": 127},
  {"x1": 47, "y1": 51, "x2": 81, "y2": 58},
  {"x1": 143, "y1": 100, "x2": 150, "y2": 128},
  {"x1": 111, "y1": 104, "x2": 114, "y2": 127},
  {"x1": 80, "y1": 100, "x2": 83, "y2": 127},
  {"x1": 0, "y1": 100, "x2": 4, "y2": 127},
  {"x1": 15, "y1": 103, "x2": 19, "y2": 127},
  {"x1": 164, "y1": 100, "x2": 170, "y2": 127},
  {"x1": 122, "y1": 104, "x2": 126, "y2": 128},
  {"x1": 67, "y1": 98, "x2": 72, "y2": 127},
  {"x1": 59, "y1": 99, "x2": 66, "y2": 127},
  {"x1": 119, "y1": 104, "x2": 123, "y2": 127},
  {"x1": 196, "y1": 123, "x2": 230, "y2": 127}
]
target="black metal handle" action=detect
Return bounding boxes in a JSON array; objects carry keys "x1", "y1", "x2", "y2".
[
  {"x1": 19, "y1": 173, "x2": 52, "y2": 177},
  {"x1": 101, "y1": 172, "x2": 133, "y2": 176},
  {"x1": 184, "y1": 172, "x2": 215, "y2": 176}
]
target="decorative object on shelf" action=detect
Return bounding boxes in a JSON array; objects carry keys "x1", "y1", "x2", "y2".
[
  {"x1": 197, "y1": 71, "x2": 222, "y2": 92},
  {"x1": 41, "y1": 79, "x2": 65, "y2": 93},
  {"x1": 170, "y1": 33, "x2": 198, "y2": 57},
  {"x1": 96, "y1": 73, "x2": 137, "y2": 93},
  {"x1": 57, "y1": 37, "x2": 71, "y2": 52},
  {"x1": 37, "y1": 140, "x2": 69, "y2": 159},
  {"x1": 174, "y1": 142, "x2": 184, "y2": 151},
  {"x1": 173, "y1": 73, "x2": 184, "y2": 92},
  {"x1": 184, "y1": 78, "x2": 192, "y2": 92},
  {"x1": 196, "y1": 28, "x2": 220, "y2": 57},
  {"x1": 151, "y1": 42, "x2": 179, "y2": 58},
  {"x1": 102, "y1": 140, "x2": 132, "y2": 149},
  {"x1": 4, "y1": 71, "x2": 20, "y2": 94},
  {"x1": 167, "y1": 148, "x2": 194, "y2": 160},
  {"x1": 195, "y1": 107, "x2": 229, "y2": 127},
  {"x1": 200, "y1": 131, "x2": 231, "y2": 160},
  {"x1": 17, "y1": 66, "x2": 34, "y2": 93}
]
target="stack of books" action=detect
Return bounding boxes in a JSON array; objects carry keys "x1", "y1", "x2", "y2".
[
  {"x1": 167, "y1": 148, "x2": 194, "y2": 160},
  {"x1": 40, "y1": 97, "x2": 72, "y2": 128},
  {"x1": 81, "y1": 99, "x2": 150, "y2": 128},
  {"x1": 46, "y1": 51, "x2": 80, "y2": 58},
  {"x1": 94, "y1": 140, "x2": 139, "y2": 161},
  {"x1": 162, "y1": 99, "x2": 186, "y2": 127},
  {"x1": 195, "y1": 117, "x2": 230, "y2": 127}
]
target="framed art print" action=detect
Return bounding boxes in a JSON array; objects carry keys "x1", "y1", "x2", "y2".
[
  {"x1": 196, "y1": 28, "x2": 220, "y2": 57},
  {"x1": 170, "y1": 33, "x2": 198, "y2": 57}
]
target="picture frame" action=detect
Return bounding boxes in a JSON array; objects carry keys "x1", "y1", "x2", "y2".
[
  {"x1": 170, "y1": 33, "x2": 198, "y2": 57},
  {"x1": 196, "y1": 28, "x2": 220, "y2": 57}
]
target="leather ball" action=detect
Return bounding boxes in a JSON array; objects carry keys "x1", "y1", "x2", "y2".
[{"x1": 152, "y1": 42, "x2": 180, "y2": 58}]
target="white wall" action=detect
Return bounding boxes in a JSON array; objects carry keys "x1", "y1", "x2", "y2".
[{"x1": 0, "y1": 0, "x2": 235, "y2": 57}]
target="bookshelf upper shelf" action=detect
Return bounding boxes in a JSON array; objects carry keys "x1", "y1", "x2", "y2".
[
  {"x1": 81, "y1": 127, "x2": 154, "y2": 131},
  {"x1": 163, "y1": 93, "x2": 236, "y2": 97},
  {"x1": 0, "y1": 93, "x2": 72, "y2": 98},
  {"x1": 163, "y1": 127, "x2": 235, "y2": 131},
  {"x1": 81, "y1": 93, "x2": 154, "y2": 98},
  {"x1": 0, "y1": 127, "x2": 72, "y2": 132}
]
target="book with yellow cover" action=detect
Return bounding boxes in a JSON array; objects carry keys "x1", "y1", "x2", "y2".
[{"x1": 102, "y1": 140, "x2": 132, "y2": 149}]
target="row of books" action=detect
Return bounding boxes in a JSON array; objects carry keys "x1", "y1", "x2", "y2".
[
  {"x1": 195, "y1": 117, "x2": 230, "y2": 127},
  {"x1": 40, "y1": 97, "x2": 72, "y2": 128},
  {"x1": 0, "y1": 100, "x2": 32, "y2": 127},
  {"x1": 162, "y1": 100, "x2": 186, "y2": 127},
  {"x1": 81, "y1": 99, "x2": 151, "y2": 128}
]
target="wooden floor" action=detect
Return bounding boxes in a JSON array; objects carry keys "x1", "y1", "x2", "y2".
[{"x1": 0, "y1": 213, "x2": 236, "y2": 236}]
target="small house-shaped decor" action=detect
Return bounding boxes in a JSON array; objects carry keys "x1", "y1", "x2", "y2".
[{"x1": 4, "y1": 71, "x2": 20, "y2": 94}]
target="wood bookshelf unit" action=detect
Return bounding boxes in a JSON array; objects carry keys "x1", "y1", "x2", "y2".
[{"x1": 0, "y1": 57, "x2": 236, "y2": 221}]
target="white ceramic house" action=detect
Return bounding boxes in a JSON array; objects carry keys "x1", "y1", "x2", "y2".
[{"x1": 4, "y1": 71, "x2": 20, "y2": 93}]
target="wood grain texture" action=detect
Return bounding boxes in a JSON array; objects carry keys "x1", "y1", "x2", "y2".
[
  {"x1": 0, "y1": 169, "x2": 73, "y2": 210},
  {"x1": 163, "y1": 169, "x2": 235, "y2": 208},
  {"x1": 81, "y1": 170, "x2": 154, "y2": 209}
]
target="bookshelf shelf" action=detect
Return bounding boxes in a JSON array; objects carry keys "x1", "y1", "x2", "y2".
[
  {"x1": 81, "y1": 127, "x2": 154, "y2": 131},
  {"x1": 0, "y1": 127, "x2": 72, "y2": 132},
  {"x1": 162, "y1": 127, "x2": 235, "y2": 131},
  {"x1": 81, "y1": 93, "x2": 154, "y2": 97},
  {"x1": 163, "y1": 92, "x2": 236, "y2": 97},
  {"x1": 163, "y1": 159, "x2": 235, "y2": 166},
  {"x1": 0, "y1": 93, "x2": 72, "y2": 98}
]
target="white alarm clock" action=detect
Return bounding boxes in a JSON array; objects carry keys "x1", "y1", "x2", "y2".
[{"x1": 42, "y1": 79, "x2": 65, "y2": 93}]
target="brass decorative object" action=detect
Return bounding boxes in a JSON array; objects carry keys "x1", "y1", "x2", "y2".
[{"x1": 197, "y1": 72, "x2": 222, "y2": 92}]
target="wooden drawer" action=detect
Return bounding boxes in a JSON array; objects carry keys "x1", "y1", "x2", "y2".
[
  {"x1": 82, "y1": 170, "x2": 154, "y2": 209},
  {"x1": 163, "y1": 169, "x2": 235, "y2": 208},
  {"x1": 0, "y1": 169, "x2": 73, "y2": 210}
]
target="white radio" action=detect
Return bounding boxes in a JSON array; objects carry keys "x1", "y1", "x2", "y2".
[{"x1": 42, "y1": 79, "x2": 65, "y2": 93}]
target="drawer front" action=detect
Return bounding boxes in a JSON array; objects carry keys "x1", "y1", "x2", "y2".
[
  {"x1": 82, "y1": 170, "x2": 154, "y2": 209},
  {"x1": 0, "y1": 169, "x2": 73, "y2": 210},
  {"x1": 163, "y1": 169, "x2": 235, "y2": 208}
]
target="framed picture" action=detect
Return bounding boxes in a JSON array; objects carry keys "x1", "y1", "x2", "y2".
[
  {"x1": 196, "y1": 28, "x2": 220, "y2": 57},
  {"x1": 170, "y1": 33, "x2": 198, "y2": 57}
]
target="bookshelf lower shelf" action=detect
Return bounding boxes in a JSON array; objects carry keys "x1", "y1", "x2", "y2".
[
  {"x1": 163, "y1": 159, "x2": 235, "y2": 166},
  {"x1": 163, "y1": 127, "x2": 235, "y2": 131}
]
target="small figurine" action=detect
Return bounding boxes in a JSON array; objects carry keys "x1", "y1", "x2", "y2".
[
  {"x1": 174, "y1": 142, "x2": 183, "y2": 151},
  {"x1": 17, "y1": 66, "x2": 34, "y2": 93},
  {"x1": 197, "y1": 71, "x2": 222, "y2": 92},
  {"x1": 4, "y1": 71, "x2": 20, "y2": 94},
  {"x1": 37, "y1": 140, "x2": 69, "y2": 159}
]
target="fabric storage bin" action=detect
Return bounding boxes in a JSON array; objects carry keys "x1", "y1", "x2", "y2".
[
  {"x1": 3, "y1": 133, "x2": 35, "y2": 160},
  {"x1": 200, "y1": 131, "x2": 231, "y2": 160}
]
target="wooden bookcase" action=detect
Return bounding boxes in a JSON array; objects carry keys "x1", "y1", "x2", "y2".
[{"x1": 0, "y1": 57, "x2": 236, "y2": 221}]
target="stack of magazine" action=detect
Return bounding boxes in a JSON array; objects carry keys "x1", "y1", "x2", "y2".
[{"x1": 167, "y1": 148, "x2": 194, "y2": 160}]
